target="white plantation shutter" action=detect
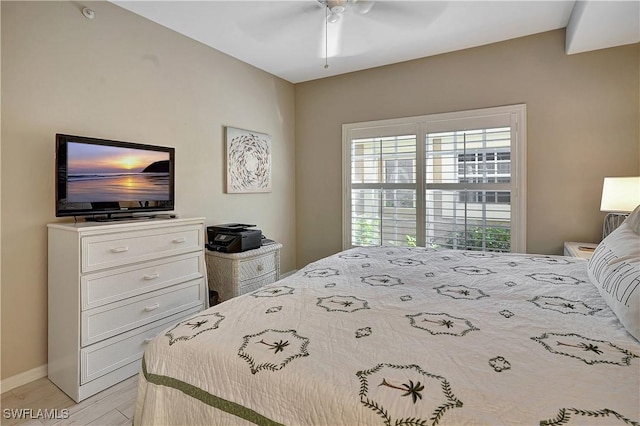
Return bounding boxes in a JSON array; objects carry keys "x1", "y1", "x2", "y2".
[
  {"x1": 343, "y1": 105, "x2": 526, "y2": 252},
  {"x1": 348, "y1": 123, "x2": 419, "y2": 247},
  {"x1": 425, "y1": 127, "x2": 513, "y2": 251}
]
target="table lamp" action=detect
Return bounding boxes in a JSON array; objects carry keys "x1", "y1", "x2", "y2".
[{"x1": 600, "y1": 176, "x2": 640, "y2": 239}]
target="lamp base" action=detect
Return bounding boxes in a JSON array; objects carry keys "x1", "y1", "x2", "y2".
[{"x1": 602, "y1": 212, "x2": 628, "y2": 239}]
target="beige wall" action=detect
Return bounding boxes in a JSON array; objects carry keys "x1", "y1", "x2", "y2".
[
  {"x1": 295, "y1": 30, "x2": 640, "y2": 268},
  {"x1": 1, "y1": 1, "x2": 296, "y2": 379}
]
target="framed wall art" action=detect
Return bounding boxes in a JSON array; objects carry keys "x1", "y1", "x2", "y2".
[{"x1": 225, "y1": 126, "x2": 272, "y2": 193}]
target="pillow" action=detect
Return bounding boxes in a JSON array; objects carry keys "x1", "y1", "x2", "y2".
[
  {"x1": 625, "y1": 204, "x2": 640, "y2": 234},
  {"x1": 588, "y1": 216, "x2": 640, "y2": 341}
]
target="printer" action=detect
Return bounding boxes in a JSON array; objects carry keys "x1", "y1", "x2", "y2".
[{"x1": 206, "y1": 223, "x2": 262, "y2": 253}]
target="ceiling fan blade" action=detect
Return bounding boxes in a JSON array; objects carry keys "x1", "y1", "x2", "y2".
[
  {"x1": 240, "y1": 2, "x2": 320, "y2": 42},
  {"x1": 318, "y1": 15, "x2": 344, "y2": 59},
  {"x1": 361, "y1": 1, "x2": 447, "y2": 28},
  {"x1": 351, "y1": 0, "x2": 375, "y2": 15},
  {"x1": 335, "y1": 12, "x2": 376, "y2": 56}
]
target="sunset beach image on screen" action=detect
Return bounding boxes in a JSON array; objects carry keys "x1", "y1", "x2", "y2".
[{"x1": 66, "y1": 142, "x2": 171, "y2": 203}]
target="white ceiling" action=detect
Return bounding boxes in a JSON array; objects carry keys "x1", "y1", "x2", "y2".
[{"x1": 112, "y1": 1, "x2": 640, "y2": 84}]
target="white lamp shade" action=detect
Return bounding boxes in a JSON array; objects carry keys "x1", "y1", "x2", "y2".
[{"x1": 600, "y1": 177, "x2": 640, "y2": 213}]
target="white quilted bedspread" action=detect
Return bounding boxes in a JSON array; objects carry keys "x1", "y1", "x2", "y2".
[{"x1": 135, "y1": 247, "x2": 640, "y2": 425}]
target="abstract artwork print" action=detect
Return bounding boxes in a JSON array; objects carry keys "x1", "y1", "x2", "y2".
[{"x1": 225, "y1": 127, "x2": 272, "y2": 193}]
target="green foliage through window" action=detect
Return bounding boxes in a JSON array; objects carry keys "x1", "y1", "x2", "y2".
[
  {"x1": 353, "y1": 218, "x2": 378, "y2": 246},
  {"x1": 446, "y1": 226, "x2": 510, "y2": 252}
]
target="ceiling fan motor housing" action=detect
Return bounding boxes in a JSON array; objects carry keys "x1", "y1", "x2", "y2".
[{"x1": 325, "y1": 0, "x2": 346, "y2": 14}]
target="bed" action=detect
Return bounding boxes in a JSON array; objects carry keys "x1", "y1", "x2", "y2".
[{"x1": 134, "y1": 217, "x2": 640, "y2": 425}]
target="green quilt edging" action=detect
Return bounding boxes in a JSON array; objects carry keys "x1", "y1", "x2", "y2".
[{"x1": 142, "y1": 355, "x2": 283, "y2": 426}]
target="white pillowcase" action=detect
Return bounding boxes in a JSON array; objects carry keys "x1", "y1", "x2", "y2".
[
  {"x1": 626, "y1": 204, "x2": 640, "y2": 234},
  {"x1": 588, "y1": 207, "x2": 640, "y2": 341}
]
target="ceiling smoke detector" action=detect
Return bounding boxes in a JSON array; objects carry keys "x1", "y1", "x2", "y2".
[{"x1": 82, "y1": 7, "x2": 95, "y2": 19}]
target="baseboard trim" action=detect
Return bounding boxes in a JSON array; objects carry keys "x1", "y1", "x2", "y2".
[{"x1": 1, "y1": 364, "x2": 48, "y2": 393}]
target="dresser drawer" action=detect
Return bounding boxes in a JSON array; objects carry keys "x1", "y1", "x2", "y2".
[
  {"x1": 238, "y1": 252, "x2": 277, "y2": 281},
  {"x1": 82, "y1": 225, "x2": 202, "y2": 273},
  {"x1": 82, "y1": 253, "x2": 203, "y2": 310},
  {"x1": 80, "y1": 307, "x2": 200, "y2": 385},
  {"x1": 82, "y1": 279, "x2": 204, "y2": 346},
  {"x1": 238, "y1": 272, "x2": 277, "y2": 296}
]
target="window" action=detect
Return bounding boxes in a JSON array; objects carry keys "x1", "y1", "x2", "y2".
[{"x1": 343, "y1": 105, "x2": 526, "y2": 252}]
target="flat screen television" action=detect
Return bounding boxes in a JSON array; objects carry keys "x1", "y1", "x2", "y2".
[{"x1": 55, "y1": 134, "x2": 175, "y2": 219}]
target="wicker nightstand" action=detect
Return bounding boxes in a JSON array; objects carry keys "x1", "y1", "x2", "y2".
[{"x1": 205, "y1": 243, "x2": 282, "y2": 303}]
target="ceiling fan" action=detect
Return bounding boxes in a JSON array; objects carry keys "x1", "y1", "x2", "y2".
[
  {"x1": 240, "y1": 1, "x2": 446, "y2": 70},
  {"x1": 317, "y1": 0, "x2": 376, "y2": 68}
]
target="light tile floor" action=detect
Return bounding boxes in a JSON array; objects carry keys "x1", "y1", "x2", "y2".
[{"x1": 1, "y1": 376, "x2": 136, "y2": 426}]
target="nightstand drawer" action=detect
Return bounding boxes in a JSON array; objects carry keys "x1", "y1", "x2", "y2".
[
  {"x1": 82, "y1": 253, "x2": 203, "y2": 310},
  {"x1": 239, "y1": 272, "x2": 277, "y2": 296},
  {"x1": 206, "y1": 242, "x2": 282, "y2": 303},
  {"x1": 81, "y1": 279, "x2": 204, "y2": 346},
  {"x1": 82, "y1": 225, "x2": 201, "y2": 272},
  {"x1": 80, "y1": 307, "x2": 200, "y2": 385},
  {"x1": 238, "y1": 252, "x2": 277, "y2": 281}
]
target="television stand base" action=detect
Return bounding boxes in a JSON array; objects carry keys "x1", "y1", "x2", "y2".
[{"x1": 85, "y1": 213, "x2": 176, "y2": 222}]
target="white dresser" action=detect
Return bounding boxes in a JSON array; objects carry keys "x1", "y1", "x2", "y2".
[
  {"x1": 47, "y1": 217, "x2": 207, "y2": 402},
  {"x1": 206, "y1": 242, "x2": 282, "y2": 302}
]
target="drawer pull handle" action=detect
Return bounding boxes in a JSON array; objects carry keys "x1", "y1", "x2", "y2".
[
  {"x1": 257, "y1": 264, "x2": 264, "y2": 272},
  {"x1": 173, "y1": 237, "x2": 187, "y2": 244},
  {"x1": 143, "y1": 338, "x2": 154, "y2": 344},
  {"x1": 110, "y1": 246, "x2": 129, "y2": 253},
  {"x1": 143, "y1": 273, "x2": 160, "y2": 280},
  {"x1": 144, "y1": 303, "x2": 160, "y2": 312}
]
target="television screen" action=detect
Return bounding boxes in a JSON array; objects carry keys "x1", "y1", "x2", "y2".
[{"x1": 56, "y1": 134, "x2": 175, "y2": 218}]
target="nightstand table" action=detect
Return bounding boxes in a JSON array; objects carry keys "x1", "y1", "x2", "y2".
[
  {"x1": 206, "y1": 242, "x2": 282, "y2": 303},
  {"x1": 563, "y1": 241, "x2": 598, "y2": 260}
]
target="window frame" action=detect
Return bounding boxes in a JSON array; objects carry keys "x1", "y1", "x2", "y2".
[{"x1": 342, "y1": 104, "x2": 527, "y2": 252}]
